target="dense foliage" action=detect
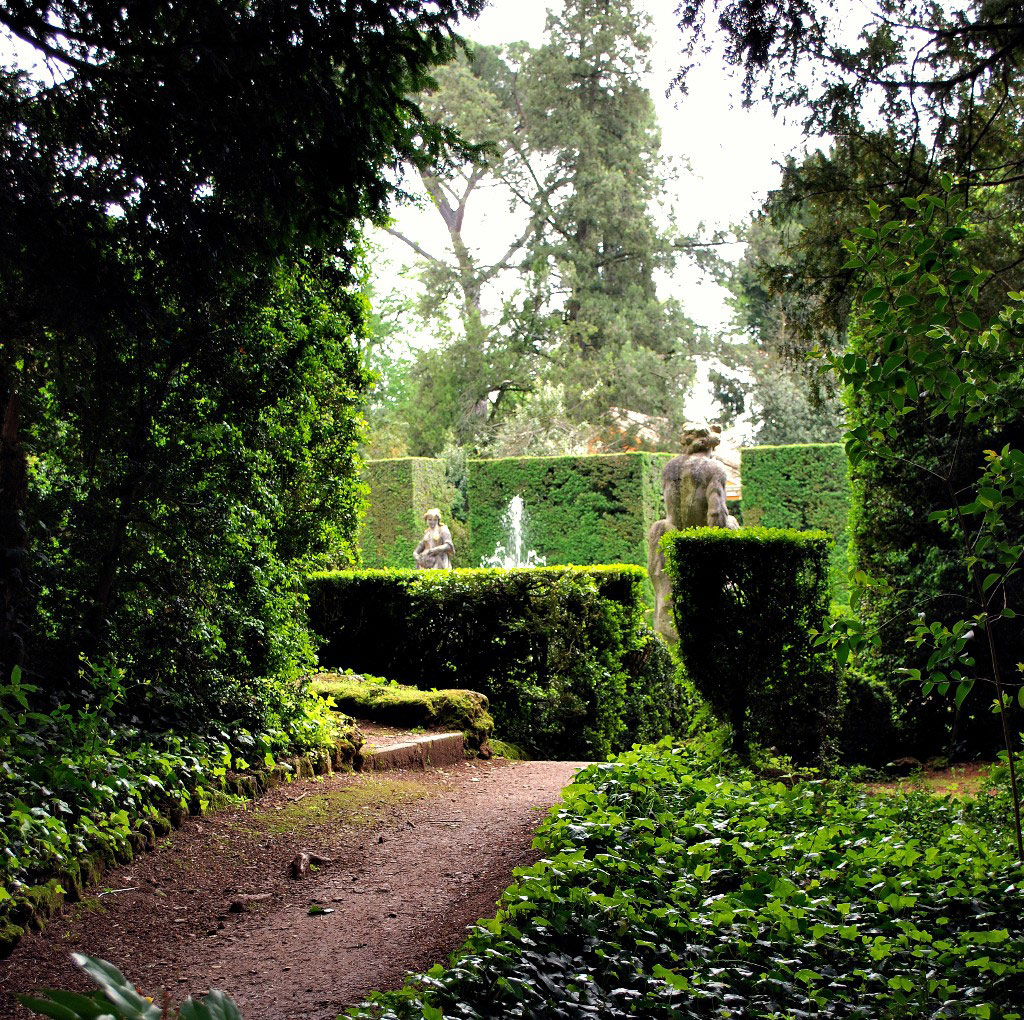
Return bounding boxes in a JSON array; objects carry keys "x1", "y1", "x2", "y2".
[
  {"x1": 306, "y1": 566, "x2": 684, "y2": 758},
  {"x1": 824, "y1": 185, "x2": 1024, "y2": 848},
  {"x1": 740, "y1": 443, "x2": 851, "y2": 599},
  {"x1": 1, "y1": 0, "x2": 483, "y2": 729},
  {"x1": 0, "y1": 663, "x2": 344, "y2": 957},
  {"x1": 831, "y1": 189, "x2": 1024, "y2": 765},
  {"x1": 467, "y1": 453, "x2": 671, "y2": 569},
  {"x1": 359, "y1": 458, "x2": 454, "y2": 568},
  {"x1": 374, "y1": 0, "x2": 709, "y2": 457},
  {"x1": 664, "y1": 528, "x2": 840, "y2": 763},
  {"x1": 349, "y1": 742, "x2": 1024, "y2": 1019}
]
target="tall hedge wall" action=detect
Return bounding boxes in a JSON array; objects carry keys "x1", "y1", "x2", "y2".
[
  {"x1": 306, "y1": 565, "x2": 685, "y2": 759},
  {"x1": 357, "y1": 458, "x2": 451, "y2": 569},
  {"x1": 467, "y1": 453, "x2": 672, "y2": 568},
  {"x1": 740, "y1": 443, "x2": 851, "y2": 599}
]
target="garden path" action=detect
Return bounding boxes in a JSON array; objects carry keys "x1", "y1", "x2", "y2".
[{"x1": 0, "y1": 757, "x2": 581, "y2": 1020}]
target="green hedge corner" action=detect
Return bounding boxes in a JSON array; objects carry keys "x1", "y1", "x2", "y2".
[
  {"x1": 358, "y1": 457, "x2": 452, "y2": 568},
  {"x1": 740, "y1": 443, "x2": 851, "y2": 600},
  {"x1": 305, "y1": 565, "x2": 685, "y2": 759}
]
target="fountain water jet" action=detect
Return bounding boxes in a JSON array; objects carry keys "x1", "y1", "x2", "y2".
[{"x1": 479, "y1": 495, "x2": 546, "y2": 568}]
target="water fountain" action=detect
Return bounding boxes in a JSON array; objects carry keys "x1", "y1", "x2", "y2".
[{"x1": 479, "y1": 495, "x2": 547, "y2": 568}]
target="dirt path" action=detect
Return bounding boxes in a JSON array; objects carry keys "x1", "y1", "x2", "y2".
[{"x1": 0, "y1": 757, "x2": 582, "y2": 1020}]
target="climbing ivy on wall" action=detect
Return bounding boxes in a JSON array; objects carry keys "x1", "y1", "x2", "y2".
[
  {"x1": 358, "y1": 458, "x2": 452, "y2": 568},
  {"x1": 740, "y1": 444, "x2": 851, "y2": 600},
  {"x1": 467, "y1": 453, "x2": 672, "y2": 567}
]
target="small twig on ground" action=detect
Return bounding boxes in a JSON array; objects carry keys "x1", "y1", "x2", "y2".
[{"x1": 98, "y1": 887, "x2": 139, "y2": 897}]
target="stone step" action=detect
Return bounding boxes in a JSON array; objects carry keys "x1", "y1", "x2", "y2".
[{"x1": 361, "y1": 731, "x2": 464, "y2": 771}]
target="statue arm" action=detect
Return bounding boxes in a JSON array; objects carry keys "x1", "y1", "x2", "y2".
[{"x1": 706, "y1": 479, "x2": 729, "y2": 528}]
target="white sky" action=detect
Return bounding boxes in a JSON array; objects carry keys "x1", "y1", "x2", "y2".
[{"x1": 374, "y1": 0, "x2": 813, "y2": 333}]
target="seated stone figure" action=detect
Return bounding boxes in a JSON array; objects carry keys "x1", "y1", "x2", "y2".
[
  {"x1": 414, "y1": 508, "x2": 455, "y2": 570},
  {"x1": 648, "y1": 423, "x2": 738, "y2": 642}
]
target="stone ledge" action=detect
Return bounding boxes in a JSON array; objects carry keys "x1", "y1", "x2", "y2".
[{"x1": 362, "y1": 732, "x2": 465, "y2": 771}]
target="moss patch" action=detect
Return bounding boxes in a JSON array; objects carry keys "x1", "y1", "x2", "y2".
[
  {"x1": 312, "y1": 673, "x2": 494, "y2": 752},
  {"x1": 238, "y1": 774, "x2": 432, "y2": 836},
  {"x1": 489, "y1": 739, "x2": 529, "y2": 761}
]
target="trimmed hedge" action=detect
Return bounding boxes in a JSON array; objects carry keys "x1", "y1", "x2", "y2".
[
  {"x1": 740, "y1": 443, "x2": 851, "y2": 599},
  {"x1": 663, "y1": 527, "x2": 841, "y2": 763},
  {"x1": 306, "y1": 566, "x2": 685, "y2": 758},
  {"x1": 358, "y1": 458, "x2": 452, "y2": 568},
  {"x1": 467, "y1": 453, "x2": 672, "y2": 568}
]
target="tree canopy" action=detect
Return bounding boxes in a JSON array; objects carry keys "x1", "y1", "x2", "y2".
[{"x1": 1, "y1": 0, "x2": 484, "y2": 726}]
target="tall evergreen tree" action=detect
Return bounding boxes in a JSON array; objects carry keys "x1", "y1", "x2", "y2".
[{"x1": 385, "y1": 0, "x2": 707, "y2": 455}]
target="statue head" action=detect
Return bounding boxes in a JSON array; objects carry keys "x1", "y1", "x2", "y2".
[
  {"x1": 423, "y1": 508, "x2": 442, "y2": 527},
  {"x1": 680, "y1": 421, "x2": 722, "y2": 455}
]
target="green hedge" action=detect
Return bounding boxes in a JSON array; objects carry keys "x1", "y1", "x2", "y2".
[
  {"x1": 306, "y1": 566, "x2": 685, "y2": 758},
  {"x1": 663, "y1": 527, "x2": 841, "y2": 763},
  {"x1": 467, "y1": 453, "x2": 672, "y2": 568},
  {"x1": 357, "y1": 458, "x2": 451, "y2": 568},
  {"x1": 740, "y1": 443, "x2": 851, "y2": 600}
]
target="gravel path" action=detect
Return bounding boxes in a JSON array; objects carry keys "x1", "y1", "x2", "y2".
[{"x1": 0, "y1": 757, "x2": 582, "y2": 1020}]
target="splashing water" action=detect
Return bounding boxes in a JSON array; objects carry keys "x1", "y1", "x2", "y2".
[{"x1": 479, "y1": 495, "x2": 547, "y2": 568}]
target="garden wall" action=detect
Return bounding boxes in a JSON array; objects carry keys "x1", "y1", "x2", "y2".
[
  {"x1": 739, "y1": 443, "x2": 851, "y2": 598},
  {"x1": 357, "y1": 457, "x2": 451, "y2": 568},
  {"x1": 467, "y1": 453, "x2": 673, "y2": 568}
]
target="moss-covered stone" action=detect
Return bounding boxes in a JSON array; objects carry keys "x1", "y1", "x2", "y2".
[
  {"x1": 0, "y1": 916, "x2": 26, "y2": 960},
  {"x1": 19, "y1": 879, "x2": 66, "y2": 932},
  {"x1": 313, "y1": 674, "x2": 494, "y2": 752}
]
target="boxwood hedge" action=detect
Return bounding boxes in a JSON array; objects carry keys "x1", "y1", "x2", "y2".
[
  {"x1": 740, "y1": 443, "x2": 851, "y2": 600},
  {"x1": 306, "y1": 566, "x2": 684, "y2": 758},
  {"x1": 663, "y1": 527, "x2": 841, "y2": 763},
  {"x1": 467, "y1": 453, "x2": 672, "y2": 568}
]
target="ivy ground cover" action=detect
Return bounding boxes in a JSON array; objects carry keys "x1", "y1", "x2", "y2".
[{"x1": 354, "y1": 743, "x2": 1024, "y2": 1019}]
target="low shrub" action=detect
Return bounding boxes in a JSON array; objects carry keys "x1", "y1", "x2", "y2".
[
  {"x1": 306, "y1": 566, "x2": 686, "y2": 759},
  {"x1": 663, "y1": 527, "x2": 842, "y2": 763},
  {"x1": 312, "y1": 672, "x2": 494, "y2": 751}
]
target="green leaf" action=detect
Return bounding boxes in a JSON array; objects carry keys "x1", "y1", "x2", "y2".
[
  {"x1": 71, "y1": 955, "x2": 161, "y2": 1020},
  {"x1": 955, "y1": 679, "x2": 975, "y2": 709},
  {"x1": 959, "y1": 310, "x2": 982, "y2": 330},
  {"x1": 181, "y1": 990, "x2": 245, "y2": 1020}
]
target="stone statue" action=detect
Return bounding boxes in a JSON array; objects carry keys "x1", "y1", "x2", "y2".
[
  {"x1": 648, "y1": 423, "x2": 739, "y2": 642},
  {"x1": 414, "y1": 508, "x2": 455, "y2": 570}
]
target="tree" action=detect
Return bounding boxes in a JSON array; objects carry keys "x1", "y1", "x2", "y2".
[
  {"x1": 727, "y1": 212, "x2": 843, "y2": 444},
  {"x1": 0, "y1": 0, "x2": 483, "y2": 720},
  {"x1": 824, "y1": 186, "x2": 1024, "y2": 851},
  {"x1": 387, "y1": 0, "x2": 708, "y2": 455}
]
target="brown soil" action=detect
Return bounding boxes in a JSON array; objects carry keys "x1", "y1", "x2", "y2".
[
  {"x1": 0, "y1": 757, "x2": 581, "y2": 1020},
  {"x1": 866, "y1": 760, "x2": 990, "y2": 797}
]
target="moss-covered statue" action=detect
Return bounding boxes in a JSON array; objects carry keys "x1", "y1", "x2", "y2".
[
  {"x1": 648, "y1": 423, "x2": 739, "y2": 642},
  {"x1": 414, "y1": 508, "x2": 455, "y2": 569}
]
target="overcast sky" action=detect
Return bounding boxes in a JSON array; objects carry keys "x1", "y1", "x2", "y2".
[{"x1": 374, "y1": 0, "x2": 813, "y2": 333}]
